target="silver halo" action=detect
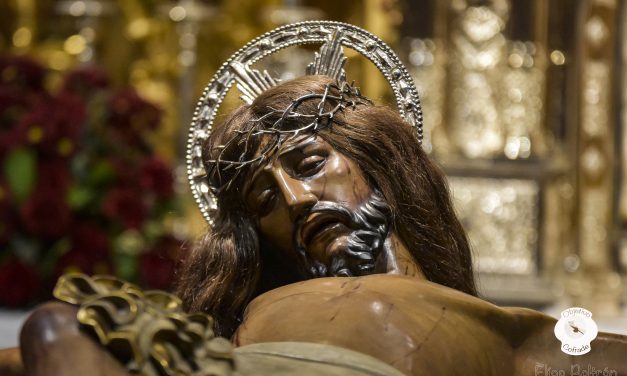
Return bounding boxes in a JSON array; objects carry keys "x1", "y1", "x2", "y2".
[{"x1": 187, "y1": 20, "x2": 423, "y2": 225}]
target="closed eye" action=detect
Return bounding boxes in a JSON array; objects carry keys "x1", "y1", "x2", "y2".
[
  {"x1": 295, "y1": 155, "x2": 326, "y2": 177},
  {"x1": 256, "y1": 188, "x2": 277, "y2": 216}
]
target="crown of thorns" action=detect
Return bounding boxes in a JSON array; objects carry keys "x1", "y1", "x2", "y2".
[
  {"x1": 188, "y1": 21, "x2": 423, "y2": 224},
  {"x1": 207, "y1": 80, "x2": 372, "y2": 194}
]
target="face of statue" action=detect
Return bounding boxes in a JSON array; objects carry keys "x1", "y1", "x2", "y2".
[{"x1": 243, "y1": 134, "x2": 391, "y2": 277}]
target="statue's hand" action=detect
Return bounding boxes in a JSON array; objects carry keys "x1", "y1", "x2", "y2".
[
  {"x1": 20, "y1": 301, "x2": 129, "y2": 376},
  {"x1": 48, "y1": 273, "x2": 234, "y2": 376}
]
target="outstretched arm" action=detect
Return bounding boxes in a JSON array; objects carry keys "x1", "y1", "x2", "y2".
[{"x1": 236, "y1": 274, "x2": 627, "y2": 376}]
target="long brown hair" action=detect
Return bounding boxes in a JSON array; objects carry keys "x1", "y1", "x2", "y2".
[{"x1": 176, "y1": 75, "x2": 476, "y2": 337}]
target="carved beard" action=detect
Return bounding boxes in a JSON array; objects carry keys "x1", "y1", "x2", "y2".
[{"x1": 293, "y1": 190, "x2": 391, "y2": 278}]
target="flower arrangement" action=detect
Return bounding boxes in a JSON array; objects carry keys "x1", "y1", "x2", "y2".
[{"x1": 0, "y1": 55, "x2": 183, "y2": 307}]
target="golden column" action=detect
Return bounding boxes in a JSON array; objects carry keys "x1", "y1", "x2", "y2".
[{"x1": 571, "y1": 0, "x2": 622, "y2": 316}]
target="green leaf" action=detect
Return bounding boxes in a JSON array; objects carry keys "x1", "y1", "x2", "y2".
[
  {"x1": 39, "y1": 238, "x2": 71, "y2": 277},
  {"x1": 3, "y1": 148, "x2": 37, "y2": 202},
  {"x1": 67, "y1": 185, "x2": 94, "y2": 209},
  {"x1": 10, "y1": 235, "x2": 42, "y2": 263},
  {"x1": 88, "y1": 160, "x2": 114, "y2": 185},
  {"x1": 114, "y1": 252, "x2": 138, "y2": 283}
]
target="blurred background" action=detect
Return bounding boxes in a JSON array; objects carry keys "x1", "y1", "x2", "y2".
[{"x1": 0, "y1": 0, "x2": 626, "y2": 346}]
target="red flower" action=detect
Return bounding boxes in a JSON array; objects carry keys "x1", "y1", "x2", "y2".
[
  {"x1": 16, "y1": 93, "x2": 86, "y2": 157},
  {"x1": 50, "y1": 92, "x2": 86, "y2": 138},
  {"x1": 0, "y1": 89, "x2": 30, "y2": 158},
  {"x1": 102, "y1": 187, "x2": 146, "y2": 229},
  {"x1": 37, "y1": 158, "x2": 72, "y2": 194},
  {"x1": 62, "y1": 66, "x2": 109, "y2": 97},
  {"x1": 0, "y1": 183, "x2": 16, "y2": 244},
  {"x1": 20, "y1": 190, "x2": 72, "y2": 239},
  {"x1": 108, "y1": 157, "x2": 139, "y2": 187},
  {"x1": 54, "y1": 223, "x2": 112, "y2": 277},
  {"x1": 0, "y1": 56, "x2": 46, "y2": 93},
  {"x1": 0, "y1": 258, "x2": 42, "y2": 307},
  {"x1": 139, "y1": 235, "x2": 182, "y2": 290},
  {"x1": 139, "y1": 157, "x2": 175, "y2": 199},
  {"x1": 0, "y1": 88, "x2": 28, "y2": 125},
  {"x1": 107, "y1": 89, "x2": 162, "y2": 146},
  {"x1": 71, "y1": 222, "x2": 110, "y2": 255}
]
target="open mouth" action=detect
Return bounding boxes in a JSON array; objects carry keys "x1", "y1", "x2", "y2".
[{"x1": 299, "y1": 213, "x2": 347, "y2": 248}]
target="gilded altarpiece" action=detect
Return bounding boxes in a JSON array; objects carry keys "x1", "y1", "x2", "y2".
[{"x1": 400, "y1": 0, "x2": 625, "y2": 314}]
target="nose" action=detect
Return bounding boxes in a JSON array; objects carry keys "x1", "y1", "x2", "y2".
[{"x1": 272, "y1": 168, "x2": 318, "y2": 221}]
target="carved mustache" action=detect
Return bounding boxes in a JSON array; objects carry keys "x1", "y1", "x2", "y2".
[
  {"x1": 292, "y1": 191, "x2": 391, "y2": 277},
  {"x1": 293, "y1": 201, "x2": 368, "y2": 251}
]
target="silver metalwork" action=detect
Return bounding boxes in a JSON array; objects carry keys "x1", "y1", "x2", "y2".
[
  {"x1": 305, "y1": 29, "x2": 347, "y2": 81},
  {"x1": 188, "y1": 21, "x2": 423, "y2": 224},
  {"x1": 231, "y1": 61, "x2": 279, "y2": 104}
]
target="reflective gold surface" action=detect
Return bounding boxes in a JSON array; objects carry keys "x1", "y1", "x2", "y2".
[
  {"x1": 572, "y1": 0, "x2": 621, "y2": 316},
  {"x1": 450, "y1": 176, "x2": 538, "y2": 275}
]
